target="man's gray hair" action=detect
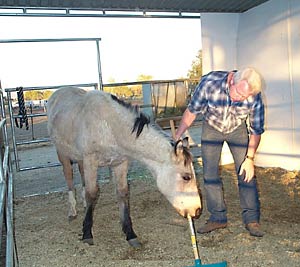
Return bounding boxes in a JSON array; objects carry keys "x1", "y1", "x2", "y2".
[{"x1": 233, "y1": 68, "x2": 262, "y2": 95}]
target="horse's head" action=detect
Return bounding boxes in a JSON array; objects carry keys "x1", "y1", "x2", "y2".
[{"x1": 156, "y1": 137, "x2": 202, "y2": 219}]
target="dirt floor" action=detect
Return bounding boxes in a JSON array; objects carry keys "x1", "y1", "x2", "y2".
[
  {"x1": 7, "y1": 113, "x2": 300, "y2": 266},
  {"x1": 14, "y1": 161, "x2": 300, "y2": 267}
]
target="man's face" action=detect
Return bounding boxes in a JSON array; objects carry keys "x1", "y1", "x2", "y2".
[{"x1": 229, "y1": 79, "x2": 252, "y2": 102}]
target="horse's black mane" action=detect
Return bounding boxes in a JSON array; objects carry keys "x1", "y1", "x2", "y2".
[
  {"x1": 111, "y1": 94, "x2": 139, "y2": 113},
  {"x1": 111, "y1": 94, "x2": 192, "y2": 164},
  {"x1": 132, "y1": 113, "x2": 150, "y2": 138},
  {"x1": 110, "y1": 95, "x2": 192, "y2": 166},
  {"x1": 111, "y1": 94, "x2": 150, "y2": 138}
]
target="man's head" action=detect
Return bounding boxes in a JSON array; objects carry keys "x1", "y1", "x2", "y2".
[{"x1": 229, "y1": 68, "x2": 262, "y2": 102}]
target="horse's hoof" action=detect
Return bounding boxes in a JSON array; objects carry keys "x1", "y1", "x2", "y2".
[
  {"x1": 128, "y1": 238, "x2": 142, "y2": 248},
  {"x1": 68, "y1": 215, "x2": 77, "y2": 222},
  {"x1": 83, "y1": 238, "x2": 94, "y2": 246}
]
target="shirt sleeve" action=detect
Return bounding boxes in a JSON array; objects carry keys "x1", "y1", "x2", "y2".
[
  {"x1": 188, "y1": 75, "x2": 209, "y2": 115},
  {"x1": 249, "y1": 93, "x2": 265, "y2": 135}
]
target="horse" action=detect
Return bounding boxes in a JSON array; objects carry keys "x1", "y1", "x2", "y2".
[{"x1": 47, "y1": 86, "x2": 201, "y2": 247}]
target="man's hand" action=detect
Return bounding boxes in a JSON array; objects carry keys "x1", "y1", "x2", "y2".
[
  {"x1": 239, "y1": 158, "x2": 255, "y2": 182},
  {"x1": 175, "y1": 109, "x2": 196, "y2": 141}
]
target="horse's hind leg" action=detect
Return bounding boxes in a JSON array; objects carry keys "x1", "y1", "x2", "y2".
[
  {"x1": 78, "y1": 160, "x2": 87, "y2": 209},
  {"x1": 57, "y1": 152, "x2": 77, "y2": 221},
  {"x1": 112, "y1": 160, "x2": 141, "y2": 248},
  {"x1": 82, "y1": 156, "x2": 99, "y2": 245}
]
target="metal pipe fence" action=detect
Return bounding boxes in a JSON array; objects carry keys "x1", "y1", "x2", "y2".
[
  {"x1": 0, "y1": 88, "x2": 18, "y2": 267},
  {"x1": 4, "y1": 78, "x2": 196, "y2": 172},
  {"x1": 5, "y1": 83, "x2": 98, "y2": 171}
]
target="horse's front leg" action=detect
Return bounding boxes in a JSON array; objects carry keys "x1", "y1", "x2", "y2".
[
  {"x1": 112, "y1": 160, "x2": 141, "y2": 248},
  {"x1": 82, "y1": 157, "x2": 99, "y2": 245}
]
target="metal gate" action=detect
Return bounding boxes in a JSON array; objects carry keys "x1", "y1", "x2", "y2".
[
  {"x1": 0, "y1": 37, "x2": 103, "y2": 171},
  {"x1": 0, "y1": 86, "x2": 18, "y2": 267},
  {"x1": 5, "y1": 83, "x2": 98, "y2": 171}
]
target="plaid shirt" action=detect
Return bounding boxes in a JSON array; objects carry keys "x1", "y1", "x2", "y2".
[{"x1": 188, "y1": 71, "x2": 265, "y2": 135}]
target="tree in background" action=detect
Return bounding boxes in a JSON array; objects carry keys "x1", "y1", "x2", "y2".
[
  {"x1": 187, "y1": 49, "x2": 202, "y2": 81},
  {"x1": 136, "y1": 74, "x2": 153, "y2": 81},
  {"x1": 186, "y1": 49, "x2": 202, "y2": 96},
  {"x1": 133, "y1": 74, "x2": 153, "y2": 98},
  {"x1": 104, "y1": 74, "x2": 153, "y2": 99},
  {"x1": 24, "y1": 90, "x2": 53, "y2": 100}
]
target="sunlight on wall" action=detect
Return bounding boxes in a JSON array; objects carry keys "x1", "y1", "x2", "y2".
[{"x1": 210, "y1": 44, "x2": 226, "y2": 70}]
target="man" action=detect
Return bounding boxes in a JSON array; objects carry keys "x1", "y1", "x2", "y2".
[{"x1": 175, "y1": 68, "x2": 265, "y2": 237}]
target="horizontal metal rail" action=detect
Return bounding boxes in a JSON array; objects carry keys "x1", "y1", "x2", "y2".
[
  {"x1": 103, "y1": 78, "x2": 189, "y2": 87},
  {"x1": 0, "y1": 37, "x2": 101, "y2": 44},
  {"x1": 5, "y1": 82, "x2": 99, "y2": 171},
  {"x1": 0, "y1": 7, "x2": 200, "y2": 19},
  {"x1": 19, "y1": 162, "x2": 61, "y2": 172},
  {"x1": 5, "y1": 82, "x2": 98, "y2": 92}
]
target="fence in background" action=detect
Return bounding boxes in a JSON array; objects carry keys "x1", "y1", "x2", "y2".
[
  {"x1": 5, "y1": 83, "x2": 98, "y2": 171},
  {"x1": 5, "y1": 79, "x2": 193, "y2": 172},
  {"x1": 0, "y1": 87, "x2": 18, "y2": 267}
]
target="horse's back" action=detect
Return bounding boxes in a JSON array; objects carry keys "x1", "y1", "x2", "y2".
[
  {"x1": 47, "y1": 87, "x2": 125, "y2": 161},
  {"x1": 47, "y1": 87, "x2": 92, "y2": 158},
  {"x1": 47, "y1": 86, "x2": 86, "y2": 116}
]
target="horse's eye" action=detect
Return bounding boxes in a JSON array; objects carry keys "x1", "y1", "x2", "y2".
[{"x1": 182, "y1": 174, "x2": 191, "y2": 181}]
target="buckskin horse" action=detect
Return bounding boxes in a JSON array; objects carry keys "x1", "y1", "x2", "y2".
[{"x1": 47, "y1": 86, "x2": 201, "y2": 247}]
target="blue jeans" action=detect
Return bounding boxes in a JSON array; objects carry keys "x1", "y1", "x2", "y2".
[{"x1": 201, "y1": 121, "x2": 260, "y2": 224}]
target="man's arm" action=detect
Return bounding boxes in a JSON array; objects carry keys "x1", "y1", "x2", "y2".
[
  {"x1": 175, "y1": 108, "x2": 197, "y2": 141},
  {"x1": 247, "y1": 134, "x2": 261, "y2": 158},
  {"x1": 240, "y1": 134, "x2": 261, "y2": 182}
]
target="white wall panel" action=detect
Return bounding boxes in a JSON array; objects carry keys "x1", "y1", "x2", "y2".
[
  {"x1": 238, "y1": 0, "x2": 300, "y2": 170},
  {"x1": 201, "y1": 13, "x2": 239, "y2": 73},
  {"x1": 201, "y1": 0, "x2": 300, "y2": 170}
]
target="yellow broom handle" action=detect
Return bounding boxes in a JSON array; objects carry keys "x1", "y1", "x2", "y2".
[
  {"x1": 187, "y1": 214, "x2": 200, "y2": 261},
  {"x1": 170, "y1": 121, "x2": 201, "y2": 263}
]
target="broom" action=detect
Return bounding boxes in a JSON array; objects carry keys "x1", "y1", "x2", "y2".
[
  {"x1": 169, "y1": 120, "x2": 227, "y2": 267},
  {"x1": 186, "y1": 214, "x2": 227, "y2": 267}
]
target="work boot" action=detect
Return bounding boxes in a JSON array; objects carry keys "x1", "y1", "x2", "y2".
[
  {"x1": 245, "y1": 222, "x2": 264, "y2": 237},
  {"x1": 197, "y1": 221, "x2": 227, "y2": 234}
]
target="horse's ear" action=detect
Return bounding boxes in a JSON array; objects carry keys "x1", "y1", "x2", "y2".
[
  {"x1": 174, "y1": 137, "x2": 192, "y2": 166},
  {"x1": 174, "y1": 137, "x2": 189, "y2": 156},
  {"x1": 182, "y1": 137, "x2": 190, "y2": 149}
]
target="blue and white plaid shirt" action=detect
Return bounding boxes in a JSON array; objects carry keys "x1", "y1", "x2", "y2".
[{"x1": 188, "y1": 71, "x2": 265, "y2": 135}]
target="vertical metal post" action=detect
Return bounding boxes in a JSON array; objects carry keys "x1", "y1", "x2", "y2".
[
  {"x1": 142, "y1": 83, "x2": 153, "y2": 120},
  {"x1": 0, "y1": 88, "x2": 8, "y2": 145},
  {"x1": 6, "y1": 91, "x2": 20, "y2": 171},
  {"x1": 96, "y1": 39, "x2": 103, "y2": 90}
]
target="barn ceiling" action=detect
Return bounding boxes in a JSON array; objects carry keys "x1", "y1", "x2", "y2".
[{"x1": 0, "y1": 0, "x2": 270, "y2": 18}]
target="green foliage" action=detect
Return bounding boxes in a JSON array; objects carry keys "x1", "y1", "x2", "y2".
[
  {"x1": 43, "y1": 90, "x2": 53, "y2": 99},
  {"x1": 104, "y1": 85, "x2": 141, "y2": 98},
  {"x1": 104, "y1": 74, "x2": 153, "y2": 99},
  {"x1": 187, "y1": 49, "x2": 202, "y2": 81},
  {"x1": 136, "y1": 74, "x2": 153, "y2": 81},
  {"x1": 24, "y1": 90, "x2": 53, "y2": 100},
  {"x1": 186, "y1": 49, "x2": 202, "y2": 97},
  {"x1": 156, "y1": 107, "x2": 185, "y2": 118}
]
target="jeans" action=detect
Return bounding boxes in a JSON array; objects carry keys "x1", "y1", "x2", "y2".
[{"x1": 201, "y1": 121, "x2": 260, "y2": 224}]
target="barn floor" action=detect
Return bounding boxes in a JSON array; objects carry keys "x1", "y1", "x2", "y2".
[
  {"x1": 7, "y1": 118, "x2": 300, "y2": 267},
  {"x1": 13, "y1": 152, "x2": 300, "y2": 267}
]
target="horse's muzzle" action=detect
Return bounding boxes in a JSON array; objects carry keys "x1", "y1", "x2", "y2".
[
  {"x1": 188, "y1": 207, "x2": 201, "y2": 219},
  {"x1": 194, "y1": 207, "x2": 201, "y2": 219}
]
